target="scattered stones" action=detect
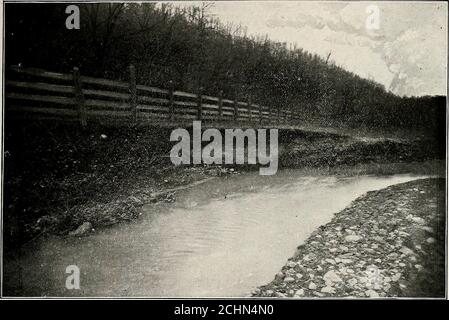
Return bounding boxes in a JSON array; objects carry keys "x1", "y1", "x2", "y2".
[
  {"x1": 69, "y1": 221, "x2": 93, "y2": 237},
  {"x1": 391, "y1": 273, "x2": 402, "y2": 282},
  {"x1": 36, "y1": 215, "x2": 57, "y2": 229},
  {"x1": 294, "y1": 289, "x2": 305, "y2": 297},
  {"x1": 285, "y1": 269, "x2": 295, "y2": 276},
  {"x1": 303, "y1": 253, "x2": 316, "y2": 261},
  {"x1": 253, "y1": 179, "x2": 444, "y2": 298},
  {"x1": 347, "y1": 278, "x2": 358, "y2": 286},
  {"x1": 365, "y1": 289, "x2": 379, "y2": 298},
  {"x1": 284, "y1": 277, "x2": 295, "y2": 283},
  {"x1": 420, "y1": 226, "x2": 433, "y2": 233},
  {"x1": 129, "y1": 196, "x2": 143, "y2": 205},
  {"x1": 386, "y1": 254, "x2": 398, "y2": 262},
  {"x1": 399, "y1": 247, "x2": 414, "y2": 256},
  {"x1": 275, "y1": 292, "x2": 286, "y2": 298},
  {"x1": 340, "y1": 258, "x2": 353, "y2": 264},
  {"x1": 373, "y1": 236, "x2": 384, "y2": 242},
  {"x1": 323, "y1": 270, "x2": 342, "y2": 286},
  {"x1": 308, "y1": 282, "x2": 317, "y2": 290},
  {"x1": 275, "y1": 272, "x2": 284, "y2": 280},
  {"x1": 344, "y1": 235, "x2": 362, "y2": 242},
  {"x1": 413, "y1": 217, "x2": 425, "y2": 225},
  {"x1": 321, "y1": 286, "x2": 336, "y2": 294},
  {"x1": 252, "y1": 288, "x2": 261, "y2": 295},
  {"x1": 414, "y1": 264, "x2": 423, "y2": 271}
]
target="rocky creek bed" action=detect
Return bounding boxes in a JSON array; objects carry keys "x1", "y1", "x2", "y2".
[{"x1": 252, "y1": 178, "x2": 445, "y2": 298}]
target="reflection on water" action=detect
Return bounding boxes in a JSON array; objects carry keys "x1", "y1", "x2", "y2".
[{"x1": 4, "y1": 170, "x2": 428, "y2": 297}]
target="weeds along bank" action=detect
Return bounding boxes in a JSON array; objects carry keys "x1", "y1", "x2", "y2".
[
  {"x1": 4, "y1": 120, "x2": 177, "y2": 248},
  {"x1": 3, "y1": 119, "x2": 445, "y2": 249}
]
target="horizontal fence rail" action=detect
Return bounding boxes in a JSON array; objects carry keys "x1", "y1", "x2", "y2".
[{"x1": 5, "y1": 65, "x2": 301, "y2": 127}]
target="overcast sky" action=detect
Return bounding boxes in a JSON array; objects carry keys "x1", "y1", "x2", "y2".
[{"x1": 174, "y1": 1, "x2": 447, "y2": 97}]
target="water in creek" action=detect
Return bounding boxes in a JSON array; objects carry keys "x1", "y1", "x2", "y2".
[{"x1": 4, "y1": 170, "x2": 428, "y2": 297}]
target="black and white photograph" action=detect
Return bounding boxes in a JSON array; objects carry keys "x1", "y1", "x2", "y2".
[{"x1": 0, "y1": 0, "x2": 447, "y2": 304}]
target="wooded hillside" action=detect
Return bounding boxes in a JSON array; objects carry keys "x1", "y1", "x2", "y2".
[{"x1": 5, "y1": 3, "x2": 445, "y2": 129}]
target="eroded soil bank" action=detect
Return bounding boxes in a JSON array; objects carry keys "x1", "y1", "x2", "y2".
[
  {"x1": 253, "y1": 178, "x2": 445, "y2": 298},
  {"x1": 3, "y1": 119, "x2": 444, "y2": 250}
]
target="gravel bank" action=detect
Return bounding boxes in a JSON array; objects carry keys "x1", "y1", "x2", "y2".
[{"x1": 253, "y1": 178, "x2": 445, "y2": 298}]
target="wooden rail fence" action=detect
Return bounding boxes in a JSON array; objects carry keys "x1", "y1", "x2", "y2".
[{"x1": 5, "y1": 65, "x2": 300, "y2": 127}]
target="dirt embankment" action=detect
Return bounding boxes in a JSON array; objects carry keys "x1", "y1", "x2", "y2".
[
  {"x1": 278, "y1": 129, "x2": 444, "y2": 168},
  {"x1": 3, "y1": 119, "x2": 444, "y2": 249},
  {"x1": 3, "y1": 120, "x2": 245, "y2": 248},
  {"x1": 253, "y1": 178, "x2": 446, "y2": 298}
]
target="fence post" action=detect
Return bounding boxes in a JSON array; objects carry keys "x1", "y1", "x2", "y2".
[
  {"x1": 218, "y1": 90, "x2": 223, "y2": 121},
  {"x1": 197, "y1": 87, "x2": 203, "y2": 121},
  {"x1": 129, "y1": 65, "x2": 137, "y2": 122},
  {"x1": 259, "y1": 105, "x2": 263, "y2": 124},
  {"x1": 247, "y1": 97, "x2": 252, "y2": 122},
  {"x1": 234, "y1": 96, "x2": 239, "y2": 122},
  {"x1": 277, "y1": 106, "x2": 281, "y2": 124},
  {"x1": 72, "y1": 67, "x2": 86, "y2": 127},
  {"x1": 168, "y1": 80, "x2": 175, "y2": 120}
]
